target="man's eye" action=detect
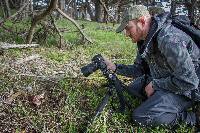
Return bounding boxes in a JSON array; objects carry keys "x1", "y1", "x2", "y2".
[{"x1": 126, "y1": 26, "x2": 132, "y2": 30}]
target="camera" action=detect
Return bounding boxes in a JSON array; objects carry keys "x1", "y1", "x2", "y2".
[{"x1": 81, "y1": 54, "x2": 107, "y2": 77}]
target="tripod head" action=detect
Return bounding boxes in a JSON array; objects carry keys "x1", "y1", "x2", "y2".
[{"x1": 81, "y1": 54, "x2": 126, "y2": 112}]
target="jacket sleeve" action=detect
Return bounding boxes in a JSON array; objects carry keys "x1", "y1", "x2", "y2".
[
  {"x1": 153, "y1": 26, "x2": 199, "y2": 94},
  {"x1": 115, "y1": 53, "x2": 149, "y2": 78}
]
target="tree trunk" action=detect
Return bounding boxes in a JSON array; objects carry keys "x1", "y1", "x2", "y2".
[
  {"x1": 170, "y1": 0, "x2": 176, "y2": 17},
  {"x1": 82, "y1": 1, "x2": 87, "y2": 19},
  {"x1": 26, "y1": 0, "x2": 58, "y2": 44},
  {"x1": 117, "y1": 1, "x2": 121, "y2": 23},
  {"x1": 24, "y1": 0, "x2": 29, "y2": 18},
  {"x1": 59, "y1": 0, "x2": 65, "y2": 11},
  {"x1": 0, "y1": 1, "x2": 29, "y2": 26},
  {"x1": 73, "y1": 0, "x2": 78, "y2": 19},
  {"x1": 185, "y1": 0, "x2": 196, "y2": 24},
  {"x1": 103, "y1": 9, "x2": 108, "y2": 23},
  {"x1": 102, "y1": 0, "x2": 108, "y2": 23},
  {"x1": 86, "y1": 0, "x2": 95, "y2": 21},
  {"x1": 2, "y1": 0, "x2": 11, "y2": 18},
  {"x1": 58, "y1": 0, "x2": 65, "y2": 18},
  {"x1": 0, "y1": 1, "x2": 4, "y2": 18},
  {"x1": 94, "y1": 0, "x2": 101, "y2": 22},
  {"x1": 30, "y1": 0, "x2": 33, "y2": 13}
]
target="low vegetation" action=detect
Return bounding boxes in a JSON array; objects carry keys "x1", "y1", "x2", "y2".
[{"x1": 0, "y1": 19, "x2": 195, "y2": 132}]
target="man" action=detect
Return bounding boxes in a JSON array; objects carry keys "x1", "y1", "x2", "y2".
[{"x1": 104, "y1": 5, "x2": 200, "y2": 128}]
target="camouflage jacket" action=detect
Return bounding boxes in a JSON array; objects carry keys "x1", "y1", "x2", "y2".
[
  {"x1": 116, "y1": 13, "x2": 200, "y2": 99},
  {"x1": 115, "y1": 40, "x2": 149, "y2": 78}
]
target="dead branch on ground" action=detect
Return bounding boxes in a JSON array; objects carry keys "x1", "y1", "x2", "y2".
[
  {"x1": 0, "y1": 43, "x2": 39, "y2": 50},
  {"x1": 15, "y1": 54, "x2": 41, "y2": 64}
]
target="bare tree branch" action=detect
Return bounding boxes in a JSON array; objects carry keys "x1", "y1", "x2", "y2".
[
  {"x1": 26, "y1": 0, "x2": 58, "y2": 44},
  {"x1": 56, "y1": 8, "x2": 93, "y2": 43},
  {"x1": 66, "y1": 0, "x2": 73, "y2": 10},
  {"x1": 50, "y1": 15, "x2": 64, "y2": 48},
  {"x1": 0, "y1": 1, "x2": 29, "y2": 26},
  {"x1": 99, "y1": 0, "x2": 115, "y2": 21}
]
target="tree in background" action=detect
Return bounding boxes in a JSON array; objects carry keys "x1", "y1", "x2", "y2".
[
  {"x1": 170, "y1": 0, "x2": 200, "y2": 25},
  {"x1": 1, "y1": 0, "x2": 11, "y2": 18},
  {"x1": 0, "y1": 0, "x2": 199, "y2": 22}
]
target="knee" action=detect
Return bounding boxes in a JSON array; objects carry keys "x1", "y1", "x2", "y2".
[
  {"x1": 153, "y1": 113, "x2": 177, "y2": 127},
  {"x1": 132, "y1": 109, "x2": 152, "y2": 127},
  {"x1": 132, "y1": 109, "x2": 176, "y2": 127}
]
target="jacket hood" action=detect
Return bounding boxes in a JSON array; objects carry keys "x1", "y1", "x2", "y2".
[{"x1": 141, "y1": 12, "x2": 171, "y2": 58}]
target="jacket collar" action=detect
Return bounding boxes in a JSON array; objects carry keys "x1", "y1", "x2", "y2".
[{"x1": 141, "y1": 12, "x2": 171, "y2": 58}]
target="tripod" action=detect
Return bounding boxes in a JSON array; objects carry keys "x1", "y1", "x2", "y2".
[
  {"x1": 91, "y1": 72, "x2": 148, "y2": 122},
  {"x1": 84, "y1": 70, "x2": 132, "y2": 133},
  {"x1": 81, "y1": 54, "x2": 147, "y2": 132}
]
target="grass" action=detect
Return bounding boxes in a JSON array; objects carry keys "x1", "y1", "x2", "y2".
[{"x1": 0, "y1": 18, "x2": 195, "y2": 132}]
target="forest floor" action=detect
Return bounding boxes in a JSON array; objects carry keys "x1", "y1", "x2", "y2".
[{"x1": 0, "y1": 19, "x2": 195, "y2": 132}]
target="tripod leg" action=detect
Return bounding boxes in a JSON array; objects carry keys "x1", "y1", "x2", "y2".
[
  {"x1": 94, "y1": 91, "x2": 111, "y2": 119},
  {"x1": 84, "y1": 91, "x2": 111, "y2": 133}
]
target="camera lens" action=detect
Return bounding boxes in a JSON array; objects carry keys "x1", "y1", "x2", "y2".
[{"x1": 81, "y1": 62, "x2": 98, "y2": 77}]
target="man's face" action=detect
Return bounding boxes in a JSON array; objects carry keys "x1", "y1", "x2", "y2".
[{"x1": 125, "y1": 20, "x2": 143, "y2": 43}]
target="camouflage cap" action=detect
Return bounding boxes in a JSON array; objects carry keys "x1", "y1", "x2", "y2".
[{"x1": 116, "y1": 5, "x2": 149, "y2": 33}]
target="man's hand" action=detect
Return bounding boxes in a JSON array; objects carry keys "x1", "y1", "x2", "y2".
[
  {"x1": 103, "y1": 58, "x2": 116, "y2": 71},
  {"x1": 145, "y1": 82, "x2": 154, "y2": 97}
]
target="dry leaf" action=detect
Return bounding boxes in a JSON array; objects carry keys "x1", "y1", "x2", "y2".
[{"x1": 32, "y1": 93, "x2": 45, "y2": 106}]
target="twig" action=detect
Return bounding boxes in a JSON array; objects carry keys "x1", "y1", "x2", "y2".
[
  {"x1": 15, "y1": 54, "x2": 41, "y2": 64},
  {"x1": 50, "y1": 15, "x2": 63, "y2": 48}
]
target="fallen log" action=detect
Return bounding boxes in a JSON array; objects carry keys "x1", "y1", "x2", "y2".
[{"x1": 0, "y1": 43, "x2": 39, "y2": 50}]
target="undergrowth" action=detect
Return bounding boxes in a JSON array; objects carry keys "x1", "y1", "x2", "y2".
[{"x1": 0, "y1": 18, "x2": 195, "y2": 132}]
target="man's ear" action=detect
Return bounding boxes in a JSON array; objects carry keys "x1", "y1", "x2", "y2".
[{"x1": 138, "y1": 16, "x2": 145, "y2": 26}]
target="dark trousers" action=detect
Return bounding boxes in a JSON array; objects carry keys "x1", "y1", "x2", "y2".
[{"x1": 127, "y1": 76, "x2": 197, "y2": 127}]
